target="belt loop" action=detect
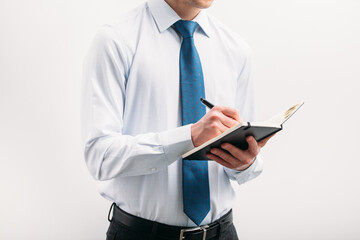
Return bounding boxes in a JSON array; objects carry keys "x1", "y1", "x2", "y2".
[
  {"x1": 216, "y1": 219, "x2": 223, "y2": 238},
  {"x1": 108, "y1": 202, "x2": 116, "y2": 222},
  {"x1": 216, "y1": 210, "x2": 232, "y2": 238},
  {"x1": 150, "y1": 222, "x2": 159, "y2": 240}
]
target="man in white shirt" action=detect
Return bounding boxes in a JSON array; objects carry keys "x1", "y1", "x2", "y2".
[{"x1": 82, "y1": 0, "x2": 273, "y2": 239}]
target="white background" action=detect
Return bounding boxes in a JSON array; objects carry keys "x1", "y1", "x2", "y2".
[{"x1": 0, "y1": 0, "x2": 359, "y2": 239}]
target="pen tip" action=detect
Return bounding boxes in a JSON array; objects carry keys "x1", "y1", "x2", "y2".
[{"x1": 200, "y1": 97, "x2": 204, "y2": 102}]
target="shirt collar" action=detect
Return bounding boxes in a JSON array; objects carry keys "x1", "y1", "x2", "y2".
[{"x1": 148, "y1": 0, "x2": 212, "y2": 38}]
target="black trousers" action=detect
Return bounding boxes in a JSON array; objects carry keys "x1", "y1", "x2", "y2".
[{"x1": 106, "y1": 205, "x2": 239, "y2": 240}]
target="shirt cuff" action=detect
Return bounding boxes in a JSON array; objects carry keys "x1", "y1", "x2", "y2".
[
  {"x1": 224, "y1": 154, "x2": 263, "y2": 185},
  {"x1": 159, "y1": 124, "x2": 195, "y2": 164}
]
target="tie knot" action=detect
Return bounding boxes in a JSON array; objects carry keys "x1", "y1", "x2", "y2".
[{"x1": 173, "y1": 20, "x2": 199, "y2": 39}]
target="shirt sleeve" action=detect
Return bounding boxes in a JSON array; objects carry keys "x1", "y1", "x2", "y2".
[
  {"x1": 223, "y1": 44, "x2": 264, "y2": 183},
  {"x1": 81, "y1": 26, "x2": 194, "y2": 181}
]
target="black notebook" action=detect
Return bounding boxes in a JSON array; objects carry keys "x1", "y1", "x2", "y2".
[{"x1": 182, "y1": 102, "x2": 304, "y2": 160}]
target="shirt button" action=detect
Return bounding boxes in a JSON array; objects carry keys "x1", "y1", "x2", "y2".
[{"x1": 151, "y1": 167, "x2": 156, "y2": 171}]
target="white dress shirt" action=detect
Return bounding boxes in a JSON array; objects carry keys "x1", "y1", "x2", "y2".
[{"x1": 82, "y1": 0, "x2": 263, "y2": 227}]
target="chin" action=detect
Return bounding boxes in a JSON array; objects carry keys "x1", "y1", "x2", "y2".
[{"x1": 187, "y1": 0, "x2": 214, "y2": 9}]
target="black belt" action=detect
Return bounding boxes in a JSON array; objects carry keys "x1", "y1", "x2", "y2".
[{"x1": 108, "y1": 203, "x2": 233, "y2": 240}]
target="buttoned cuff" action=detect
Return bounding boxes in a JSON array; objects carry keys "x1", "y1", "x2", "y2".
[{"x1": 159, "y1": 124, "x2": 195, "y2": 164}]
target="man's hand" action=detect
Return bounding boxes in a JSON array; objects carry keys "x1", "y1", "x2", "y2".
[
  {"x1": 191, "y1": 106, "x2": 241, "y2": 147},
  {"x1": 206, "y1": 135, "x2": 274, "y2": 171},
  {"x1": 190, "y1": 105, "x2": 275, "y2": 171}
]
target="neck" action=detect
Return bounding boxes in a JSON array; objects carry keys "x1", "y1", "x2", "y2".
[{"x1": 164, "y1": 0, "x2": 201, "y2": 20}]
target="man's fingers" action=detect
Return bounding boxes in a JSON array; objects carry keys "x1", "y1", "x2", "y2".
[
  {"x1": 221, "y1": 143, "x2": 247, "y2": 161},
  {"x1": 213, "y1": 106, "x2": 242, "y2": 123},
  {"x1": 206, "y1": 153, "x2": 234, "y2": 169},
  {"x1": 246, "y1": 136, "x2": 259, "y2": 156},
  {"x1": 210, "y1": 146, "x2": 256, "y2": 171},
  {"x1": 210, "y1": 148, "x2": 238, "y2": 165},
  {"x1": 213, "y1": 121, "x2": 229, "y2": 133},
  {"x1": 219, "y1": 113, "x2": 240, "y2": 128},
  {"x1": 221, "y1": 143, "x2": 255, "y2": 166}
]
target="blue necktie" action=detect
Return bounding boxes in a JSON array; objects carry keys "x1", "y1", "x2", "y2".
[{"x1": 173, "y1": 20, "x2": 210, "y2": 226}]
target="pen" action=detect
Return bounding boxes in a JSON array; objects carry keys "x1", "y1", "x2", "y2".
[{"x1": 200, "y1": 97, "x2": 214, "y2": 109}]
